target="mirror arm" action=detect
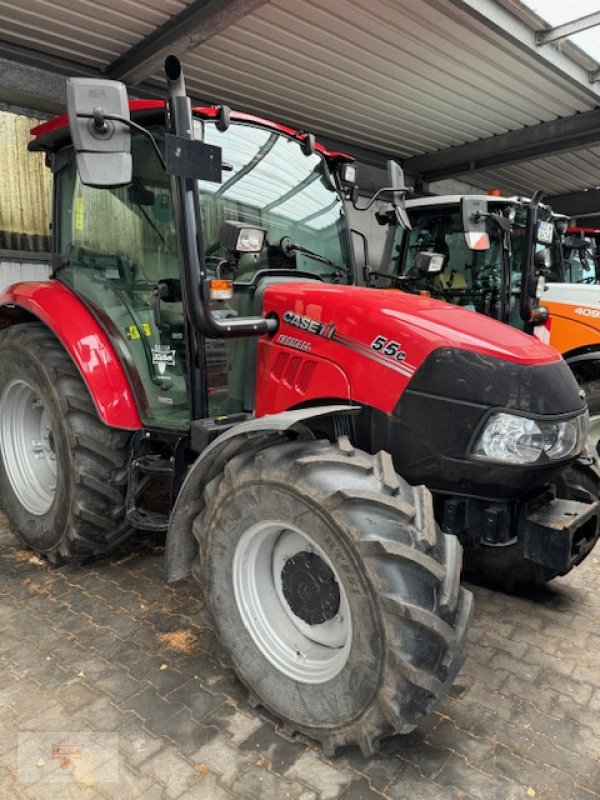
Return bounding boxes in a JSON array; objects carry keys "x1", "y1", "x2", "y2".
[{"x1": 352, "y1": 186, "x2": 409, "y2": 211}]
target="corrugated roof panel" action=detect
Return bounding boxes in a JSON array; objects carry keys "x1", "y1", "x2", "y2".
[
  {"x1": 458, "y1": 146, "x2": 600, "y2": 195},
  {"x1": 0, "y1": 0, "x2": 193, "y2": 67},
  {"x1": 153, "y1": 0, "x2": 600, "y2": 161}
]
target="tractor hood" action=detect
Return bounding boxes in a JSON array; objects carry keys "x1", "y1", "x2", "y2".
[
  {"x1": 258, "y1": 282, "x2": 585, "y2": 498},
  {"x1": 259, "y1": 282, "x2": 561, "y2": 412}
]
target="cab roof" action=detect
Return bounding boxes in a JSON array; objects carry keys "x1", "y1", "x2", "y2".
[{"x1": 29, "y1": 99, "x2": 353, "y2": 165}]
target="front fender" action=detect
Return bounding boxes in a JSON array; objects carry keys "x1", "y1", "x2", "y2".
[
  {"x1": 0, "y1": 281, "x2": 142, "y2": 430},
  {"x1": 165, "y1": 405, "x2": 358, "y2": 582}
]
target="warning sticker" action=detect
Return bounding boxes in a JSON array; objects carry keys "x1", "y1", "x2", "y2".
[
  {"x1": 152, "y1": 345, "x2": 176, "y2": 366},
  {"x1": 74, "y1": 197, "x2": 85, "y2": 231}
]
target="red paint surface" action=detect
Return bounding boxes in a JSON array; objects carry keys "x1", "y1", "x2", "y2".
[
  {"x1": 256, "y1": 283, "x2": 561, "y2": 416},
  {"x1": 0, "y1": 281, "x2": 142, "y2": 430}
]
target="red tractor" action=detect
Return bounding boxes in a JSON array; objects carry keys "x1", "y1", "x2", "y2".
[{"x1": 0, "y1": 58, "x2": 597, "y2": 754}]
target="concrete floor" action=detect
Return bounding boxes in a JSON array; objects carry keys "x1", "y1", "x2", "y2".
[{"x1": 1, "y1": 509, "x2": 599, "y2": 800}]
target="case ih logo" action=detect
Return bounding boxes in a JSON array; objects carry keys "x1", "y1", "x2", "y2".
[{"x1": 283, "y1": 311, "x2": 336, "y2": 339}]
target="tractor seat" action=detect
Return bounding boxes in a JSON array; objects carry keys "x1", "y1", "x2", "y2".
[{"x1": 432, "y1": 270, "x2": 468, "y2": 293}]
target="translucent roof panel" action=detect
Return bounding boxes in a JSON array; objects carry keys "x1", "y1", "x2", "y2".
[{"x1": 521, "y1": 0, "x2": 600, "y2": 65}]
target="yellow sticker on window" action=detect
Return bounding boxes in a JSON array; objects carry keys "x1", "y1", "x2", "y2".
[
  {"x1": 141, "y1": 323, "x2": 152, "y2": 337},
  {"x1": 127, "y1": 325, "x2": 141, "y2": 340},
  {"x1": 74, "y1": 196, "x2": 85, "y2": 231}
]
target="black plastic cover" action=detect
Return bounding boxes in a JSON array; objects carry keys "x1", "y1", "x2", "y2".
[{"x1": 360, "y1": 348, "x2": 586, "y2": 500}]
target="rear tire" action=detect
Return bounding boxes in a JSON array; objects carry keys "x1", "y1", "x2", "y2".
[
  {"x1": 193, "y1": 436, "x2": 472, "y2": 756},
  {"x1": 0, "y1": 323, "x2": 133, "y2": 562}
]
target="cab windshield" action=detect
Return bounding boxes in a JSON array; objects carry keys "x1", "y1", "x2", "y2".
[
  {"x1": 198, "y1": 120, "x2": 352, "y2": 283},
  {"x1": 387, "y1": 204, "x2": 521, "y2": 317}
]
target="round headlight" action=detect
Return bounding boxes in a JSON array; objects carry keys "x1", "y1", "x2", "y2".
[{"x1": 475, "y1": 413, "x2": 544, "y2": 464}]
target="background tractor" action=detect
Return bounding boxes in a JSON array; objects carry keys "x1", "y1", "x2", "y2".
[
  {"x1": 0, "y1": 58, "x2": 597, "y2": 752},
  {"x1": 371, "y1": 192, "x2": 600, "y2": 451}
]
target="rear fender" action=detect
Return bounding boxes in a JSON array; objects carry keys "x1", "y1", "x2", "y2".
[
  {"x1": 165, "y1": 405, "x2": 359, "y2": 582},
  {"x1": 0, "y1": 281, "x2": 142, "y2": 430}
]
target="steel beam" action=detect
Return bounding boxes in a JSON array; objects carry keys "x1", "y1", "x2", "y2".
[
  {"x1": 105, "y1": 0, "x2": 269, "y2": 85},
  {"x1": 447, "y1": 0, "x2": 600, "y2": 101},
  {"x1": 547, "y1": 190, "x2": 600, "y2": 217},
  {"x1": 403, "y1": 108, "x2": 600, "y2": 182},
  {"x1": 536, "y1": 12, "x2": 600, "y2": 45}
]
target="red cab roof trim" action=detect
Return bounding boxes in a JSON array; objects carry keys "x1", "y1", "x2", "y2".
[{"x1": 30, "y1": 100, "x2": 354, "y2": 162}]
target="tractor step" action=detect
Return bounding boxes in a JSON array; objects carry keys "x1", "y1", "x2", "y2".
[
  {"x1": 125, "y1": 430, "x2": 188, "y2": 535},
  {"x1": 133, "y1": 454, "x2": 175, "y2": 476},
  {"x1": 126, "y1": 508, "x2": 170, "y2": 532}
]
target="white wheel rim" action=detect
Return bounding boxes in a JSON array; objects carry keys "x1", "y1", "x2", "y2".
[
  {"x1": 0, "y1": 379, "x2": 57, "y2": 515},
  {"x1": 232, "y1": 520, "x2": 352, "y2": 683}
]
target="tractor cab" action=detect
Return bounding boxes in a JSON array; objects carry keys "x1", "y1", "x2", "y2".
[
  {"x1": 31, "y1": 98, "x2": 355, "y2": 432},
  {"x1": 554, "y1": 225, "x2": 600, "y2": 285},
  {"x1": 374, "y1": 193, "x2": 553, "y2": 329}
]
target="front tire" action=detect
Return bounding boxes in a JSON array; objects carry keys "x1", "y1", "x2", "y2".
[
  {"x1": 193, "y1": 436, "x2": 472, "y2": 756},
  {"x1": 0, "y1": 323, "x2": 133, "y2": 562}
]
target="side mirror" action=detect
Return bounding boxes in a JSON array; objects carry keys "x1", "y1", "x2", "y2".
[
  {"x1": 554, "y1": 218, "x2": 568, "y2": 237},
  {"x1": 416, "y1": 252, "x2": 445, "y2": 274},
  {"x1": 534, "y1": 248, "x2": 551, "y2": 273},
  {"x1": 387, "y1": 160, "x2": 411, "y2": 230},
  {"x1": 66, "y1": 78, "x2": 132, "y2": 187},
  {"x1": 461, "y1": 197, "x2": 490, "y2": 250}
]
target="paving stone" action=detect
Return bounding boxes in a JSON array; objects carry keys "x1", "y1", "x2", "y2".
[
  {"x1": 540, "y1": 767, "x2": 600, "y2": 800},
  {"x1": 166, "y1": 678, "x2": 228, "y2": 722},
  {"x1": 175, "y1": 770, "x2": 233, "y2": 800},
  {"x1": 232, "y1": 762, "x2": 311, "y2": 800},
  {"x1": 188, "y1": 734, "x2": 257, "y2": 789},
  {"x1": 283, "y1": 748, "x2": 355, "y2": 799},
  {"x1": 337, "y1": 742, "x2": 406, "y2": 794},
  {"x1": 116, "y1": 719, "x2": 165, "y2": 771},
  {"x1": 2, "y1": 509, "x2": 600, "y2": 799},
  {"x1": 237, "y1": 721, "x2": 309, "y2": 777},
  {"x1": 382, "y1": 732, "x2": 451, "y2": 780},
  {"x1": 385, "y1": 762, "x2": 468, "y2": 800},
  {"x1": 139, "y1": 743, "x2": 202, "y2": 799}
]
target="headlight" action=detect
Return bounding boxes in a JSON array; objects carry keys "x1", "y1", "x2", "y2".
[{"x1": 472, "y1": 411, "x2": 586, "y2": 465}]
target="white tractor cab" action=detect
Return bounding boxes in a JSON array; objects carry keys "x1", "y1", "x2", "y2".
[
  {"x1": 544, "y1": 222, "x2": 600, "y2": 305},
  {"x1": 369, "y1": 192, "x2": 600, "y2": 453}
]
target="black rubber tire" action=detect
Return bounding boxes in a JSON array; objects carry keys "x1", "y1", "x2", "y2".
[
  {"x1": 0, "y1": 323, "x2": 133, "y2": 563},
  {"x1": 193, "y1": 436, "x2": 472, "y2": 756}
]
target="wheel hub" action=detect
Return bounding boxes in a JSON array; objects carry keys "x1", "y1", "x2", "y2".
[
  {"x1": 232, "y1": 522, "x2": 352, "y2": 683},
  {"x1": 280, "y1": 552, "x2": 340, "y2": 625}
]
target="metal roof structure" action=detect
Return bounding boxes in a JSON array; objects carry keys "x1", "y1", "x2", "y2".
[{"x1": 1, "y1": 0, "x2": 600, "y2": 217}]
